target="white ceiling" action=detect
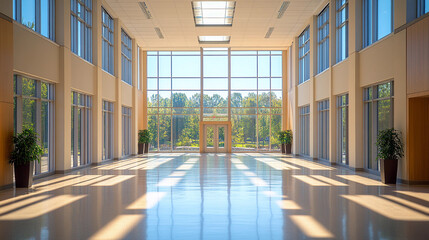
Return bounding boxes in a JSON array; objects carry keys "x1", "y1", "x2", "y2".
[{"x1": 105, "y1": 0, "x2": 324, "y2": 50}]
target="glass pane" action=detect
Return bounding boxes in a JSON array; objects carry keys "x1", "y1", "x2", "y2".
[
  {"x1": 377, "y1": 99, "x2": 392, "y2": 131},
  {"x1": 231, "y1": 91, "x2": 257, "y2": 107},
  {"x1": 204, "y1": 78, "x2": 228, "y2": 90},
  {"x1": 159, "y1": 78, "x2": 171, "y2": 90},
  {"x1": 258, "y1": 115, "x2": 270, "y2": 151},
  {"x1": 377, "y1": 0, "x2": 392, "y2": 40},
  {"x1": 232, "y1": 115, "x2": 256, "y2": 151},
  {"x1": 231, "y1": 56, "x2": 257, "y2": 77},
  {"x1": 172, "y1": 78, "x2": 200, "y2": 90},
  {"x1": 41, "y1": 101, "x2": 50, "y2": 173},
  {"x1": 377, "y1": 82, "x2": 391, "y2": 98},
  {"x1": 159, "y1": 115, "x2": 171, "y2": 151},
  {"x1": 231, "y1": 78, "x2": 257, "y2": 90},
  {"x1": 258, "y1": 91, "x2": 270, "y2": 107},
  {"x1": 22, "y1": 0, "x2": 36, "y2": 30},
  {"x1": 22, "y1": 78, "x2": 36, "y2": 97},
  {"x1": 204, "y1": 56, "x2": 228, "y2": 77},
  {"x1": 148, "y1": 115, "x2": 158, "y2": 151},
  {"x1": 173, "y1": 115, "x2": 200, "y2": 151},
  {"x1": 271, "y1": 115, "x2": 281, "y2": 150},
  {"x1": 206, "y1": 126, "x2": 214, "y2": 148},
  {"x1": 147, "y1": 56, "x2": 158, "y2": 77},
  {"x1": 218, "y1": 127, "x2": 225, "y2": 148},
  {"x1": 271, "y1": 78, "x2": 282, "y2": 90},
  {"x1": 159, "y1": 56, "x2": 171, "y2": 77},
  {"x1": 41, "y1": 0, "x2": 49, "y2": 38},
  {"x1": 147, "y1": 91, "x2": 158, "y2": 107},
  {"x1": 173, "y1": 91, "x2": 201, "y2": 107},
  {"x1": 159, "y1": 91, "x2": 171, "y2": 107},
  {"x1": 258, "y1": 56, "x2": 270, "y2": 77},
  {"x1": 203, "y1": 91, "x2": 228, "y2": 107},
  {"x1": 271, "y1": 55, "x2": 282, "y2": 77},
  {"x1": 172, "y1": 56, "x2": 200, "y2": 77},
  {"x1": 258, "y1": 78, "x2": 270, "y2": 90},
  {"x1": 147, "y1": 78, "x2": 157, "y2": 90},
  {"x1": 271, "y1": 91, "x2": 282, "y2": 108},
  {"x1": 22, "y1": 99, "x2": 36, "y2": 130}
]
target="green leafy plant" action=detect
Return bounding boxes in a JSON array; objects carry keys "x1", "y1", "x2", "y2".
[
  {"x1": 138, "y1": 129, "x2": 151, "y2": 144},
  {"x1": 376, "y1": 128, "x2": 404, "y2": 161},
  {"x1": 284, "y1": 130, "x2": 293, "y2": 145},
  {"x1": 10, "y1": 128, "x2": 44, "y2": 165},
  {"x1": 279, "y1": 130, "x2": 293, "y2": 144}
]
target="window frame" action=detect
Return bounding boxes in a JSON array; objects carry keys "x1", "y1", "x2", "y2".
[
  {"x1": 121, "y1": 29, "x2": 133, "y2": 85},
  {"x1": 71, "y1": 91, "x2": 92, "y2": 168},
  {"x1": 299, "y1": 105, "x2": 310, "y2": 156},
  {"x1": 317, "y1": 5, "x2": 330, "y2": 74},
  {"x1": 336, "y1": 0, "x2": 349, "y2": 63},
  {"x1": 317, "y1": 99, "x2": 330, "y2": 160},
  {"x1": 102, "y1": 7, "x2": 114, "y2": 75},
  {"x1": 71, "y1": 0, "x2": 93, "y2": 62},
  {"x1": 102, "y1": 100, "x2": 114, "y2": 160},
  {"x1": 14, "y1": 0, "x2": 56, "y2": 41},
  {"x1": 362, "y1": 0, "x2": 393, "y2": 48},
  {"x1": 298, "y1": 27, "x2": 310, "y2": 84},
  {"x1": 122, "y1": 106, "x2": 132, "y2": 156},
  {"x1": 337, "y1": 94, "x2": 349, "y2": 165}
]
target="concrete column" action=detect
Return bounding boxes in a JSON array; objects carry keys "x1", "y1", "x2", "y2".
[
  {"x1": 329, "y1": 0, "x2": 337, "y2": 164},
  {"x1": 132, "y1": 39, "x2": 138, "y2": 154},
  {"x1": 142, "y1": 51, "x2": 148, "y2": 130},
  {"x1": 309, "y1": 16, "x2": 318, "y2": 159},
  {"x1": 55, "y1": 0, "x2": 72, "y2": 172},
  {"x1": 0, "y1": 14, "x2": 14, "y2": 188},
  {"x1": 92, "y1": 0, "x2": 103, "y2": 164},
  {"x1": 292, "y1": 40, "x2": 300, "y2": 155},
  {"x1": 114, "y1": 18, "x2": 122, "y2": 159},
  {"x1": 282, "y1": 50, "x2": 289, "y2": 130}
]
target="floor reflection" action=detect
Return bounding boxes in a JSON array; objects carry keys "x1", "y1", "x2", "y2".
[{"x1": 0, "y1": 154, "x2": 428, "y2": 239}]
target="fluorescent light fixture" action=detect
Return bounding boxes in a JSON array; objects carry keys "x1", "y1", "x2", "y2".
[
  {"x1": 265, "y1": 27, "x2": 274, "y2": 38},
  {"x1": 198, "y1": 36, "x2": 230, "y2": 44},
  {"x1": 277, "y1": 1, "x2": 290, "y2": 19},
  {"x1": 138, "y1": 2, "x2": 152, "y2": 19},
  {"x1": 192, "y1": 1, "x2": 236, "y2": 26},
  {"x1": 154, "y1": 27, "x2": 164, "y2": 39}
]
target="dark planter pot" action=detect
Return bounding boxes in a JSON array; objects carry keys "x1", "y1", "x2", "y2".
[
  {"x1": 138, "y1": 143, "x2": 144, "y2": 154},
  {"x1": 14, "y1": 161, "x2": 34, "y2": 188},
  {"x1": 144, "y1": 143, "x2": 149, "y2": 154},
  {"x1": 380, "y1": 158, "x2": 398, "y2": 184},
  {"x1": 286, "y1": 143, "x2": 292, "y2": 154},
  {"x1": 281, "y1": 143, "x2": 286, "y2": 154}
]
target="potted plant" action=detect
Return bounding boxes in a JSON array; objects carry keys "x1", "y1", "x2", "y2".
[
  {"x1": 376, "y1": 128, "x2": 404, "y2": 184},
  {"x1": 10, "y1": 128, "x2": 44, "y2": 188},
  {"x1": 279, "y1": 131, "x2": 287, "y2": 154},
  {"x1": 138, "y1": 129, "x2": 151, "y2": 154},
  {"x1": 284, "y1": 130, "x2": 293, "y2": 154}
]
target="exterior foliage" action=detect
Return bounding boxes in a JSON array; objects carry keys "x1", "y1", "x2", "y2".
[
  {"x1": 376, "y1": 128, "x2": 404, "y2": 161},
  {"x1": 10, "y1": 128, "x2": 44, "y2": 165}
]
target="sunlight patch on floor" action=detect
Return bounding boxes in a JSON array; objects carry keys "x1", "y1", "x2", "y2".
[
  {"x1": 290, "y1": 215, "x2": 334, "y2": 238},
  {"x1": 89, "y1": 214, "x2": 144, "y2": 240}
]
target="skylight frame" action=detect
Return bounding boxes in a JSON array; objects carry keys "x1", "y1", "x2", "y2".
[
  {"x1": 192, "y1": 1, "x2": 236, "y2": 27},
  {"x1": 198, "y1": 36, "x2": 231, "y2": 44}
]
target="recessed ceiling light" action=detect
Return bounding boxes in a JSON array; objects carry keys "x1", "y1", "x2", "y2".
[
  {"x1": 192, "y1": 1, "x2": 236, "y2": 26},
  {"x1": 277, "y1": 1, "x2": 290, "y2": 19},
  {"x1": 138, "y1": 2, "x2": 152, "y2": 19},
  {"x1": 198, "y1": 36, "x2": 230, "y2": 44}
]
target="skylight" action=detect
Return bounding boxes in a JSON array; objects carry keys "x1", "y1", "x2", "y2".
[
  {"x1": 192, "y1": 1, "x2": 236, "y2": 26},
  {"x1": 198, "y1": 36, "x2": 231, "y2": 44}
]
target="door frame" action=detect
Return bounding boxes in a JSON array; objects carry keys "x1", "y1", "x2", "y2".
[{"x1": 199, "y1": 121, "x2": 232, "y2": 153}]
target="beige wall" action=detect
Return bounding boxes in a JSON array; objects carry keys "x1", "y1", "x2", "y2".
[
  {"x1": 1, "y1": 0, "x2": 142, "y2": 185},
  {"x1": 291, "y1": 0, "x2": 410, "y2": 180}
]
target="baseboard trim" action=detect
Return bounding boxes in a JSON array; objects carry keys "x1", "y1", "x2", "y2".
[
  {"x1": 0, "y1": 183, "x2": 13, "y2": 190},
  {"x1": 398, "y1": 179, "x2": 429, "y2": 185}
]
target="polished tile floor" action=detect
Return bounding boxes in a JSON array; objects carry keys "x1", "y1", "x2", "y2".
[{"x1": 1, "y1": 153, "x2": 429, "y2": 240}]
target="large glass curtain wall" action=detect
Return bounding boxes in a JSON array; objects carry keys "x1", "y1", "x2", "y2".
[
  {"x1": 337, "y1": 94, "x2": 348, "y2": 165},
  {"x1": 299, "y1": 106, "x2": 310, "y2": 156},
  {"x1": 147, "y1": 49, "x2": 282, "y2": 152},
  {"x1": 13, "y1": 75, "x2": 55, "y2": 175},
  {"x1": 71, "y1": 92, "x2": 92, "y2": 168},
  {"x1": 318, "y1": 100, "x2": 329, "y2": 160},
  {"x1": 364, "y1": 82, "x2": 393, "y2": 171},
  {"x1": 122, "y1": 106, "x2": 132, "y2": 156}
]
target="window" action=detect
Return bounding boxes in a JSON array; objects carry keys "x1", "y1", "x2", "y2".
[
  {"x1": 318, "y1": 100, "x2": 329, "y2": 160},
  {"x1": 299, "y1": 106, "x2": 310, "y2": 156},
  {"x1": 122, "y1": 106, "x2": 132, "y2": 156},
  {"x1": 298, "y1": 27, "x2": 310, "y2": 84},
  {"x1": 121, "y1": 30, "x2": 132, "y2": 85},
  {"x1": 364, "y1": 82, "x2": 393, "y2": 171},
  {"x1": 147, "y1": 50, "x2": 283, "y2": 152},
  {"x1": 363, "y1": 0, "x2": 393, "y2": 48},
  {"x1": 71, "y1": 92, "x2": 92, "y2": 168},
  {"x1": 14, "y1": 75, "x2": 55, "y2": 175},
  {"x1": 417, "y1": 0, "x2": 429, "y2": 17},
  {"x1": 317, "y1": 6, "x2": 329, "y2": 74},
  {"x1": 71, "y1": 0, "x2": 93, "y2": 62},
  {"x1": 336, "y1": 0, "x2": 348, "y2": 63},
  {"x1": 137, "y1": 46, "x2": 141, "y2": 90},
  {"x1": 102, "y1": 8, "x2": 114, "y2": 75},
  {"x1": 102, "y1": 101, "x2": 114, "y2": 160},
  {"x1": 13, "y1": 0, "x2": 55, "y2": 40},
  {"x1": 337, "y1": 94, "x2": 348, "y2": 165}
]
